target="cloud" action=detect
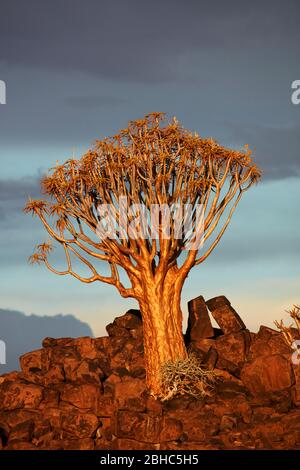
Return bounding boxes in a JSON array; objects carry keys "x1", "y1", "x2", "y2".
[
  {"x1": 0, "y1": 176, "x2": 40, "y2": 203},
  {"x1": 227, "y1": 125, "x2": 300, "y2": 180},
  {"x1": 0, "y1": 176, "x2": 41, "y2": 225},
  {"x1": 0, "y1": 0, "x2": 299, "y2": 82},
  {"x1": 64, "y1": 95, "x2": 125, "y2": 109}
]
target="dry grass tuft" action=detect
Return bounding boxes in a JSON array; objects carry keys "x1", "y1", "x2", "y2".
[{"x1": 159, "y1": 353, "x2": 218, "y2": 402}]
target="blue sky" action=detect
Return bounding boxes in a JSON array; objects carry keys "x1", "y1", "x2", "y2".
[{"x1": 0, "y1": 0, "x2": 299, "y2": 336}]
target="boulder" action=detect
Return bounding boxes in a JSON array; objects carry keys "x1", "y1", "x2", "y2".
[
  {"x1": 62, "y1": 438, "x2": 95, "y2": 450},
  {"x1": 113, "y1": 410, "x2": 163, "y2": 443},
  {"x1": 203, "y1": 347, "x2": 218, "y2": 370},
  {"x1": 190, "y1": 338, "x2": 215, "y2": 354},
  {"x1": 206, "y1": 296, "x2": 231, "y2": 311},
  {"x1": 111, "y1": 438, "x2": 157, "y2": 450},
  {"x1": 181, "y1": 412, "x2": 220, "y2": 442},
  {"x1": 114, "y1": 377, "x2": 146, "y2": 411},
  {"x1": 159, "y1": 417, "x2": 183, "y2": 442},
  {"x1": 215, "y1": 330, "x2": 251, "y2": 368},
  {"x1": 19, "y1": 349, "x2": 45, "y2": 375},
  {"x1": 64, "y1": 358, "x2": 105, "y2": 384},
  {"x1": 241, "y1": 354, "x2": 294, "y2": 395},
  {"x1": 8, "y1": 419, "x2": 34, "y2": 443},
  {"x1": 0, "y1": 299, "x2": 300, "y2": 450},
  {"x1": 115, "y1": 310, "x2": 142, "y2": 329},
  {"x1": 0, "y1": 381, "x2": 43, "y2": 410},
  {"x1": 60, "y1": 411, "x2": 99, "y2": 439},
  {"x1": 71, "y1": 337, "x2": 99, "y2": 359},
  {"x1": 206, "y1": 296, "x2": 246, "y2": 334},
  {"x1": 291, "y1": 364, "x2": 300, "y2": 406},
  {"x1": 60, "y1": 383, "x2": 102, "y2": 411},
  {"x1": 186, "y1": 296, "x2": 214, "y2": 341},
  {"x1": 247, "y1": 325, "x2": 291, "y2": 360},
  {"x1": 106, "y1": 310, "x2": 142, "y2": 337}
]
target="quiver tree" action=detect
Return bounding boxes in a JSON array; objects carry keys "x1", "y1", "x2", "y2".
[{"x1": 24, "y1": 112, "x2": 261, "y2": 396}]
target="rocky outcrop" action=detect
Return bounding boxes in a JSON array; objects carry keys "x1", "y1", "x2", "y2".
[{"x1": 0, "y1": 297, "x2": 300, "y2": 450}]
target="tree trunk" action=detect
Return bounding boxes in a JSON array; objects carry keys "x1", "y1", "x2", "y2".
[{"x1": 138, "y1": 271, "x2": 188, "y2": 397}]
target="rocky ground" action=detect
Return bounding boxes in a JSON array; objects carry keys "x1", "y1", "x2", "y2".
[{"x1": 0, "y1": 295, "x2": 299, "y2": 450}]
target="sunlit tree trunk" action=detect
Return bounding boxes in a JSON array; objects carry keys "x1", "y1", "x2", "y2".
[{"x1": 137, "y1": 268, "x2": 188, "y2": 396}]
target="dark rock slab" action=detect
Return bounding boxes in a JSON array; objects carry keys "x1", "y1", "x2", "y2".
[
  {"x1": 206, "y1": 296, "x2": 246, "y2": 334},
  {"x1": 186, "y1": 296, "x2": 214, "y2": 342}
]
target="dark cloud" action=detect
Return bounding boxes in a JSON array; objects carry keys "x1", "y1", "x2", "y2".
[
  {"x1": 0, "y1": 0, "x2": 299, "y2": 82},
  {"x1": 0, "y1": 176, "x2": 40, "y2": 203},
  {"x1": 0, "y1": 176, "x2": 41, "y2": 223},
  {"x1": 64, "y1": 95, "x2": 125, "y2": 109},
  {"x1": 227, "y1": 125, "x2": 300, "y2": 180}
]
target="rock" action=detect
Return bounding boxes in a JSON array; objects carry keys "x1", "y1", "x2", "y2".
[
  {"x1": 220, "y1": 414, "x2": 237, "y2": 431},
  {"x1": 215, "y1": 330, "x2": 251, "y2": 368},
  {"x1": 114, "y1": 378, "x2": 146, "y2": 411},
  {"x1": 215, "y1": 357, "x2": 241, "y2": 377},
  {"x1": 0, "y1": 371, "x2": 20, "y2": 383},
  {"x1": 159, "y1": 417, "x2": 183, "y2": 442},
  {"x1": 24, "y1": 365, "x2": 65, "y2": 387},
  {"x1": 115, "y1": 310, "x2": 142, "y2": 329},
  {"x1": 191, "y1": 339, "x2": 215, "y2": 354},
  {"x1": 19, "y1": 349, "x2": 45, "y2": 374},
  {"x1": 38, "y1": 388, "x2": 59, "y2": 410},
  {"x1": 1, "y1": 295, "x2": 300, "y2": 450},
  {"x1": 31, "y1": 418, "x2": 52, "y2": 446},
  {"x1": 241, "y1": 355, "x2": 294, "y2": 395},
  {"x1": 206, "y1": 384, "x2": 252, "y2": 424},
  {"x1": 94, "y1": 336, "x2": 111, "y2": 352},
  {"x1": 60, "y1": 411, "x2": 99, "y2": 439},
  {"x1": 291, "y1": 364, "x2": 300, "y2": 406},
  {"x1": 8, "y1": 419, "x2": 34, "y2": 442},
  {"x1": 60, "y1": 384, "x2": 102, "y2": 411},
  {"x1": 40, "y1": 407, "x2": 61, "y2": 430},
  {"x1": 113, "y1": 410, "x2": 163, "y2": 443},
  {"x1": 63, "y1": 438, "x2": 95, "y2": 450},
  {"x1": 47, "y1": 345, "x2": 81, "y2": 367},
  {"x1": 203, "y1": 347, "x2": 218, "y2": 370},
  {"x1": 0, "y1": 381, "x2": 43, "y2": 410},
  {"x1": 163, "y1": 441, "x2": 221, "y2": 450},
  {"x1": 186, "y1": 296, "x2": 214, "y2": 342},
  {"x1": 146, "y1": 396, "x2": 163, "y2": 416},
  {"x1": 206, "y1": 296, "x2": 231, "y2": 311},
  {"x1": 214, "y1": 369, "x2": 243, "y2": 384},
  {"x1": 247, "y1": 326, "x2": 291, "y2": 360},
  {"x1": 42, "y1": 337, "x2": 74, "y2": 348},
  {"x1": 71, "y1": 337, "x2": 98, "y2": 359},
  {"x1": 206, "y1": 296, "x2": 246, "y2": 334},
  {"x1": 6, "y1": 440, "x2": 37, "y2": 450},
  {"x1": 96, "y1": 395, "x2": 114, "y2": 417},
  {"x1": 181, "y1": 412, "x2": 220, "y2": 442},
  {"x1": 103, "y1": 373, "x2": 122, "y2": 395},
  {"x1": 106, "y1": 324, "x2": 131, "y2": 337},
  {"x1": 111, "y1": 438, "x2": 157, "y2": 450},
  {"x1": 107, "y1": 310, "x2": 142, "y2": 337},
  {"x1": 64, "y1": 358, "x2": 104, "y2": 384},
  {"x1": 252, "y1": 406, "x2": 282, "y2": 424}
]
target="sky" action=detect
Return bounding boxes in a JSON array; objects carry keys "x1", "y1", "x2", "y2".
[{"x1": 0, "y1": 0, "x2": 299, "y2": 338}]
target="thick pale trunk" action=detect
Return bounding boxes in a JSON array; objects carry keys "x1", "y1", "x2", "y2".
[{"x1": 138, "y1": 272, "x2": 188, "y2": 396}]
